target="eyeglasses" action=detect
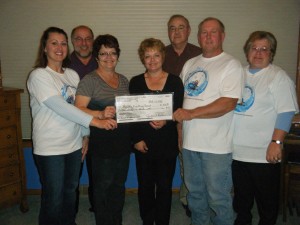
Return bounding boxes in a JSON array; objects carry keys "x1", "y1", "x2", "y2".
[
  {"x1": 98, "y1": 52, "x2": 118, "y2": 58},
  {"x1": 250, "y1": 46, "x2": 270, "y2": 53},
  {"x1": 169, "y1": 25, "x2": 186, "y2": 32},
  {"x1": 73, "y1": 37, "x2": 93, "y2": 43}
]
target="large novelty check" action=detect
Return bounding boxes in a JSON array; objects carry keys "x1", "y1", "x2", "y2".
[{"x1": 115, "y1": 93, "x2": 173, "y2": 123}]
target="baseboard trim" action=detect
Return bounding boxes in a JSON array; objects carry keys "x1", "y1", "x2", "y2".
[{"x1": 22, "y1": 139, "x2": 33, "y2": 148}]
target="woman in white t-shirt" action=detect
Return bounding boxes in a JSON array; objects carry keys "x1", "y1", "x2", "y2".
[
  {"x1": 232, "y1": 31, "x2": 298, "y2": 225},
  {"x1": 27, "y1": 27, "x2": 117, "y2": 225}
]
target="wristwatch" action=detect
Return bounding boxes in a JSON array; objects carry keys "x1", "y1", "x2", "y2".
[{"x1": 271, "y1": 140, "x2": 283, "y2": 145}]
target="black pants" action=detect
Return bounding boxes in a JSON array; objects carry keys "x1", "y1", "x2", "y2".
[
  {"x1": 232, "y1": 160, "x2": 280, "y2": 225},
  {"x1": 135, "y1": 153, "x2": 177, "y2": 225},
  {"x1": 92, "y1": 153, "x2": 130, "y2": 225},
  {"x1": 86, "y1": 151, "x2": 94, "y2": 209}
]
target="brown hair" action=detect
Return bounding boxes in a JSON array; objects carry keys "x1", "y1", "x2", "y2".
[
  {"x1": 243, "y1": 31, "x2": 277, "y2": 63},
  {"x1": 167, "y1": 14, "x2": 190, "y2": 29},
  {"x1": 71, "y1": 25, "x2": 94, "y2": 39},
  {"x1": 34, "y1": 27, "x2": 70, "y2": 68},
  {"x1": 198, "y1": 17, "x2": 225, "y2": 34}
]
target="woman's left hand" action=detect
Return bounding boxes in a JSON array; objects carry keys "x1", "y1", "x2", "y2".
[
  {"x1": 81, "y1": 136, "x2": 89, "y2": 162},
  {"x1": 266, "y1": 142, "x2": 282, "y2": 164},
  {"x1": 149, "y1": 120, "x2": 166, "y2": 130},
  {"x1": 103, "y1": 106, "x2": 116, "y2": 119}
]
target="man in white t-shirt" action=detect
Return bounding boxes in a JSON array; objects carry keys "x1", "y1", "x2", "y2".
[{"x1": 173, "y1": 17, "x2": 244, "y2": 225}]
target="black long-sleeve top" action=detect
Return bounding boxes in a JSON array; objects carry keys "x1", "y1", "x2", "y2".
[{"x1": 129, "y1": 73, "x2": 184, "y2": 158}]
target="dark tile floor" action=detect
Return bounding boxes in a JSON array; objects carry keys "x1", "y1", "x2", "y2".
[{"x1": 0, "y1": 192, "x2": 299, "y2": 225}]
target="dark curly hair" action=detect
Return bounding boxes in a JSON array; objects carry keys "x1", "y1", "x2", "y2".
[{"x1": 92, "y1": 34, "x2": 120, "y2": 59}]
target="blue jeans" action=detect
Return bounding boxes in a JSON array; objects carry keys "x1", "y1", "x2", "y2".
[
  {"x1": 182, "y1": 149, "x2": 234, "y2": 225},
  {"x1": 34, "y1": 150, "x2": 82, "y2": 225}
]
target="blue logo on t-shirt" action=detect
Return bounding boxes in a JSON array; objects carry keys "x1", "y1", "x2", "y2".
[
  {"x1": 184, "y1": 67, "x2": 208, "y2": 96},
  {"x1": 235, "y1": 85, "x2": 255, "y2": 112},
  {"x1": 61, "y1": 84, "x2": 77, "y2": 104}
]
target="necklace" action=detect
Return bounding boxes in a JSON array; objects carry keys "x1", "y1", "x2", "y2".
[
  {"x1": 97, "y1": 70, "x2": 119, "y2": 89},
  {"x1": 144, "y1": 71, "x2": 167, "y2": 91}
]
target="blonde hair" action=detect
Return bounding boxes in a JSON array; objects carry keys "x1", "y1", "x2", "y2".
[{"x1": 138, "y1": 38, "x2": 165, "y2": 64}]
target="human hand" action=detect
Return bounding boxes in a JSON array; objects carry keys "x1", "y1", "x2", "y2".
[
  {"x1": 149, "y1": 120, "x2": 166, "y2": 130},
  {"x1": 103, "y1": 106, "x2": 116, "y2": 119},
  {"x1": 92, "y1": 118, "x2": 117, "y2": 130},
  {"x1": 266, "y1": 142, "x2": 282, "y2": 164},
  {"x1": 173, "y1": 108, "x2": 193, "y2": 123},
  {"x1": 134, "y1": 140, "x2": 148, "y2": 153}
]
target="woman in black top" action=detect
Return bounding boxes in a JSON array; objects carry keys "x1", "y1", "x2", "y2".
[{"x1": 129, "y1": 38, "x2": 184, "y2": 225}]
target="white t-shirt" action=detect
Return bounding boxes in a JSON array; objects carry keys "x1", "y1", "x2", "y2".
[
  {"x1": 233, "y1": 64, "x2": 298, "y2": 163},
  {"x1": 27, "y1": 66, "x2": 84, "y2": 156},
  {"x1": 180, "y1": 52, "x2": 244, "y2": 154}
]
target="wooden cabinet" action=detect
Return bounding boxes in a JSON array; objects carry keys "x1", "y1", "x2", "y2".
[{"x1": 0, "y1": 87, "x2": 28, "y2": 212}]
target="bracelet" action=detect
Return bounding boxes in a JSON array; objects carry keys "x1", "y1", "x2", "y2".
[{"x1": 271, "y1": 140, "x2": 283, "y2": 145}]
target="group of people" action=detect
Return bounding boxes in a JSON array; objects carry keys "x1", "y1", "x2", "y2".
[{"x1": 26, "y1": 15, "x2": 298, "y2": 225}]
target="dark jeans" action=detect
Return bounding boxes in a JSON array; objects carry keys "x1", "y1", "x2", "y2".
[
  {"x1": 135, "y1": 153, "x2": 177, "y2": 225},
  {"x1": 75, "y1": 151, "x2": 94, "y2": 213},
  {"x1": 92, "y1": 153, "x2": 130, "y2": 225},
  {"x1": 34, "y1": 150, "x2": 82, "y2": 225},
  {"x1": 232, "y1": 160, "x2": 280, "y2": 225}
]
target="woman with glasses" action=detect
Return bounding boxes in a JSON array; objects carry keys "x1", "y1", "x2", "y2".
[
  {"x1": 27, "y1": 27, "x2": 116, "y2": 225},
  {"x1": 232, "y1": 31, "x2": 298, "y2": 225},
  {"x1": 129, "y1": 38, "x2": 184, "y2": 225},
  {"x1": 75, "y1": 34, "x2": 131, "y2": 225}
]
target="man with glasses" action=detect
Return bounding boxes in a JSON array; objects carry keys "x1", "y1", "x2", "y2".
[
  {"x1": 70, "y1": 25, "x2": 98, "y2": 213},
  {"x1": 163, "y1": 14, "x2": 201, "y2": 218},
  {"x1": 70, "y1": 25, "x2": 97, "y2": 80},
  {"x1": 163, "y1": 15, "x2": 202, "y2": 77}
]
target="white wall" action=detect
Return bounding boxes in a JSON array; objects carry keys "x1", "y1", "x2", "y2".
[{"x1": 0, "y1": 0, "x2": 299, "y2": 138}]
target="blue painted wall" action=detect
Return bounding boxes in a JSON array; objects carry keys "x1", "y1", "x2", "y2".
[{"x1": 23, "y1": 147, "x2": 182, "y2": 189}]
